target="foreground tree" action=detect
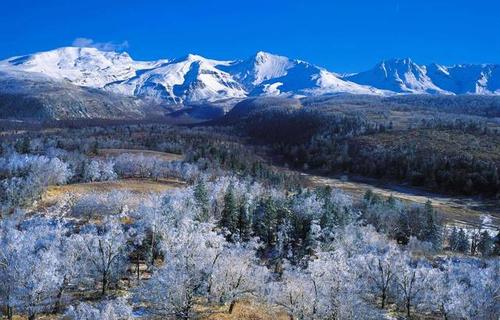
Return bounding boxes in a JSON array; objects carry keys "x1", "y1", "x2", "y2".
[
  {"x1": 362, "y1": 243, "x2": 400, "y2": 309},
  {"x1": 79, "y1": 217, "x2": 130, "y2": 295},
  {"x1": 208, "y1": 243, "x2": 268, "y2": 313},
  {"x1": 63, "y1": 298, "x2": 132, "y2": 320},
  {"x1": 0, "y1": 216, "x2": 63, "y2": 320},
  {"x1": 394, "y1": 257, "x2": 429, "y2": 318},
  {"x1": 136, "y1": 221, "x2": 225, "y2": 319}
]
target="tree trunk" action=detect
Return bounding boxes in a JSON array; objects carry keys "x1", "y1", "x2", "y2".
[
  {"x1": 102, "y1": 274, "x2": 108, "y2": 295},
  {"x1": 28, "y1": 313, "x2": 36, "y2": 320},
  {"x1": 150, "y1": 231, "x2": 156, "y2": 267},
  {"x1": 7, "y1": 306, "x2": 13, "y2": 320},
  {"x1": 406, "y1": 298, "x2": 411, "y2": 318},
  {"x1": 136, "y1": 256, "x2": 140, "y2": 280},
  {"x1": 53, "y1": 285, "x2": 65, "y2": 313},
  {"x1": 381, "y1": 290, "x2": 386, "y2": 309},
  {"x1": 228, "y1": 300, "x2": 237, "y2": 314}
]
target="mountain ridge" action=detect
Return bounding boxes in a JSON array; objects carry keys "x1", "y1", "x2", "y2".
[{"x1": 1, "y1": 47, "x2": 500, "y2": 104}]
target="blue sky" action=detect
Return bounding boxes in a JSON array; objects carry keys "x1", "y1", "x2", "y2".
[{"x1": 1, "y1": 0, "x2": 499, "y2": 72}]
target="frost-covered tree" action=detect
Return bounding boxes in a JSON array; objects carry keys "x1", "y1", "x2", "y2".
[
  {"x1": 136, "y1": 221, "x2": 225, "y2": 319},
  {"x1": 0, "y1": 216, "x2": 63, "y2": 320},
  {"x1": 394, "y1": 257, "x2": 430, "y2": 318},
  {"x1": 83, "y1": 159, "x2": 117, "y2": 182},
  {"x1": 268, "y1": 267, "x2": 317, "y2": 320},
  {"x1": 79, "y1": 217, "x2": 130, "y2": 295},
  {"x1": 361, "y1": 242, "x2": 400, "y2": 309},
  {"x1": 63, "y1": 298, "x2": 132, "y2": 320},
  {"x1": 208, "y1": 242, "x2": 269, "y2": 313},
  {"x1": 53, "y1": 234, "x2": 88, "y2": 313}
]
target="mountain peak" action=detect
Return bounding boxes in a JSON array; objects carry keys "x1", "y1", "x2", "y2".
[
  {"x1": 252, "y1": 51, "x2": 289, "y2": 64},
  {"x1": 379, "y1": 57, "x2": 417, "y2": 68},
  {"x1": 184, "y1": 53, "x2": 207, "y2": 61}
]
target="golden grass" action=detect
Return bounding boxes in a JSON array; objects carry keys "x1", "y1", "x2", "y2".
[
  {"x1": 201, "y1": 300, "x2": 289, "y2": 320},
  {"x1": 96, "y1": 148, "x2": 183, "y2": 161},
  {"x1": 37, "y1": 178, "x2": 185, "y2": 211}
]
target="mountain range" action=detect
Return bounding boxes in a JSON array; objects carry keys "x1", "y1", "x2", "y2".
[
  {"x1": 1, "y1": 47, "x2": 500, "y2": 120},
  {"x1": 2, "y1": 47, "x2": 499, "y2": 106}
]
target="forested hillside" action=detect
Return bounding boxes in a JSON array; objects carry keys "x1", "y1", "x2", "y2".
[{"x1": 227, "y1": 95, "x2": 500, "y2": 196}]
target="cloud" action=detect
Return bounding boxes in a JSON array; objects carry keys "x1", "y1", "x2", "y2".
[{"x1": 72, "y1": 37, "x2": 129, "y2": 52}]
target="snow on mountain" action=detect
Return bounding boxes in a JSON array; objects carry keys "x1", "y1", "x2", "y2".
[
  {"x1": 344, "y1": 58, "x2": 448, "y2": 94},
  {"x1": 224, "y1": 52, "x2": 386, "y2": 96},
  {"x1": 345, "y1": 58, "x2": 500, "y2": 95},
  {"x1": 1, "y1": 47, "x2": 500, "y2": 103},
  {"x1": 105, "y1": 54, "x2": 247, "y2": 103},
  {"x1": 220, "y1": 51, "x2": 294, "y2": 90},
  {"x1": 0, "y1": 47, "x2": 164, "y2": 88},
  {"x1": 426, "y1": 63, "x2": 500, "y2": 95}
]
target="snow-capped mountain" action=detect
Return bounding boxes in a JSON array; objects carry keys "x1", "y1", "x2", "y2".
[
  {"x1": 1, "y1": 47, "x2": 500, "y2": 104},
  {"x1": 426, "y1": 64, "x2": 500, "y2": 95},
  {"x1": 344, "y1": 58, "x2": 500, "y2": 95},
  {"x1": 223, "y1": 51, "x2": 385, "y2": 96},
  {"x1": 105, "y1": 54, "x2": 247, "y2": 103},
  {"x1": 0, "y1": 48, "x2": 386, "y2": 102},
  {"x1": 0, "y1": 47, "x2": 165, "y2": 88},
  {"x1": 344, "y1": 58, "x2": 448, "y2": 94},
  {"x1": 221, "y1": 51, "x2": 295, "y2": 89}
]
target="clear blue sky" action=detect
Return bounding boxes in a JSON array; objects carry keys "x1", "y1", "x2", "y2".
[{"x1": 1, "y1": 0, "x2": 499, "y2": 72}]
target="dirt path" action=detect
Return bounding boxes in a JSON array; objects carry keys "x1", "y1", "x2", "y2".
[{"x1": 299, "y1": 172, "x2": 499, "y2": 229}]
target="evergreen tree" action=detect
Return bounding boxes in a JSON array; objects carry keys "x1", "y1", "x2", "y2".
[
  {"x1": 15, "y1": 136, "x2": 30, "y2": 154},
  {"x1": 448, "y1": 227, "x2": 459, "y2": 251},
  {"x1": 320, "y1": 196, "x2": 336, "y2": 231},
  {"x1": 477, "y1": 230, "x2": 494, "y2": 257},
  {"x1": 494, "y1": 232, "x2": 500, "y2": 256},
  {"x1": 422, "y1": 200, "x2": 442, "y2": 249},
  {"x1": 238, "y1": 197, "x2": 253, "y2": 241},
  {"x1": 364, "y1": 189, "x2": 381, "y2": 205},
  {"x1": 386, "y1": 194, "x2": 397, "y2": 207},
  {"x1": 253, "y1": 198, "x2": 278, "y2": 247},
  {"x1": 305, "y1": 219, "x2": 321, "y2": 256},
  {"x1": 219, "y1": 184, "x2": 239, "y2": 237},
  {"x1": 194, "y1": 180, "x2": 210, "y2": 222},
  {"x1": 456, "y1": 228, "x2": 469, "y2": 253}
]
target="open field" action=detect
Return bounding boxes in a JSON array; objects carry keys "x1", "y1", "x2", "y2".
[
  {"x1": 96, "y1": 148, "x2": 183, "y2": 161},
  {"x1": 303, "y1": 172, "x2": 500, "y2": 229},
  {"x1": 201, "y1": 300, "x2": 289, "y2": 320},
  {"x1": 35, "y1": 178, "x2": 185, "y2": 212}
]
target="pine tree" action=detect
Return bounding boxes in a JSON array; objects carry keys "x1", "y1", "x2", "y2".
[
  {"x1": 386, "y1": 194, "x2": 396, "y2": 207},
  {"x1": 448, "y1": 227, "x2": 459, "y2": 251},
  {"x1": 456, "y1": 228, "x2": 469, "y2": 253},
  {"x1": 320, "y1": 196, "x2": 336, "y2": 231},
  {"x1": 194, "y1": 180, "x2": 210, "y2": 222},
  {"x1": 220, "y1": 184, "x2": 239, "y2": 237},
  {"x1": 15, "y1": 136, "x2": 30, "y2": 154},
  {"x1": 423, "y1": 200, "x2": 442, "y2": 249},
  {"x1": 253, "y1": 198, "x2": 278, "y2": 247},
  {"x1": 238, "y1": 197, "x2": 253, "y2": 241},
  {"x1": 305, "y1": 219, "x2": 321, "y2": 256},
  {"x1": 477, "y1": 230, "x2": 493, "y2": 257},
  {"x1": 364, "y1": 189, "x2": 381, "y2": 205}
]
